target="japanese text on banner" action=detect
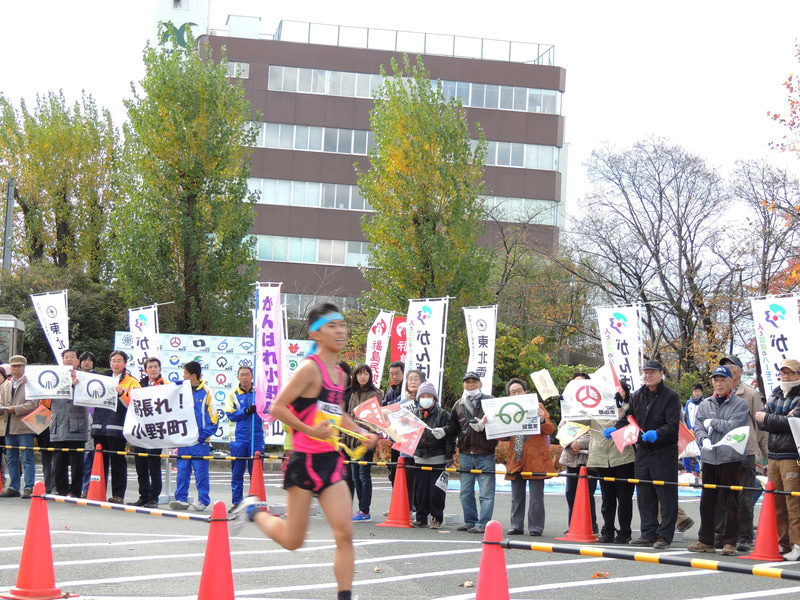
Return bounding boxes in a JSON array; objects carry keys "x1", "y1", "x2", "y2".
[
  {"x1": 123, "y1": 381, "x2": 199, "y2": 448},
  {"x1": 390, "y1": 316, "x2": 407, "y2": 364},
  {"x1": 560, "y1": 376, "x2": 618, "y2": 421},
  {"x1": 595, "y1": 305, "x2": 642, "y2": 391},
  {"x1": 751, "y1": 295, "x2": 800, "y2": 395},
  {"x1": 129, "y1": 306, "x2": 160, "y2": 381},
  {"x1": 463, "y1": 305, "x2": 497, "y2": 390},
  {"x1": 403, "y1": 298, "x2": 449, "y2": 395},
  {"x1": 255, "y1": 285, "x2": 283, "y2": 420},
  {"x1": 24, "y1": 365, "x2": 72, "y2": 400},
  {"x1": 365, "y1": 310, "x2": 394, "y2": 388},
  {"x1": 30, "y1": 291, "x2": 69, "y2": 365},
  {"x1": 73, "y1": 371, "x2": 119, "y2": 410}
]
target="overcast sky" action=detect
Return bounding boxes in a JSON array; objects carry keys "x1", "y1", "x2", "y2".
[{"x1": 2, "y1": 0, "x2": 799, "y2": 213}]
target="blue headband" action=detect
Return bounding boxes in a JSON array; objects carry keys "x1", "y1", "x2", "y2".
[{"x1": 308, "y1": 312, "x2": 344, "y2": 354}]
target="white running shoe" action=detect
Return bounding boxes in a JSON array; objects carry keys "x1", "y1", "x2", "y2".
[
  {"x1": 169, "y1": 500, "x2": 189, "y2": 511},
  {"x1": 229, "y1": 495, "x2": 262, "y2": 537},
  {"x1": 191, "y1": 502, "x2": 208, "y2": 512},
  {"x1": 783, "y1": 544, "x2": 800, "y2": 561}
]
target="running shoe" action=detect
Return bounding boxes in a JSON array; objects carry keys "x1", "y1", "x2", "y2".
[
  {"x1": 229, "y1": 495, "x2": 263, "y2": 537},
  {"x1": 191, "y1": 502, "x2": 208, "y2": 512},
  {"x1": 169, "y1": 500, "x2": 189, "y2": 511},
  {"x1": 352, "y1": 511, "x2": 372, "y2": 522}
]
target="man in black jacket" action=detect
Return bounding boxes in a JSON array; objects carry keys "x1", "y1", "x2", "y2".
[
  {"x1": 608, "y1": 360, "x2": 681, "y2": 549},
  {"x1": 129, "y1": 357, "x2": 165, "y2": 508}
]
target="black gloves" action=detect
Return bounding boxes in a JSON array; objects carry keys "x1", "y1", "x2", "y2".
[{"x1": 244, "y1": 405, "x2": 256, "y2": 416}]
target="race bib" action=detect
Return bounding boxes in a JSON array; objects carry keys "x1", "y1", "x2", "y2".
[{"x1": 311, "y1": 400, "x2": 343, "y2": 448}]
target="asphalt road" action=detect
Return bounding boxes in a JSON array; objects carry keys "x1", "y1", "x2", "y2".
[{"x1": 1, "y1": 465, "x2": 799, "y2": 600}]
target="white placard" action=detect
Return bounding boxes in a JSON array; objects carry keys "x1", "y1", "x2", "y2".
[
  {"x1": 123, "y1": 381, "x2": 199, "y2": 449},
  {"x1": 483, "y1": 393, "x2": 541, "y2": 440},
  {"x1": 560, "y1": 377, "x2": 618, "y2": 421},
  {"x1": 751, "y1": 295, "x2": 800, "y2": 396},
  {"x1": 596, "y1": 305, "x2": 642, "y2": 391},
  {"x1": 30, "y1": 291, "x2": 69, "y2": 365},
  {"x1": 404, "y1": 298, "x2": 449, "y2": 396},
  {"x1": 530, "y1": 369, "x2": 559, "y2": 399},
  {"x1": 24, "y1": 365, "x2": 72, "y2": 400},
  {"x1": 464, "y1": 305, "x2": 497, "y2": 391},
  {"x1": 129, "y1": 305, "x2": 161, "y2": 381},
  {"x1": 365, "y1": 310, "x2": 394, "y2": 388},
  {"x1": 73, "y1": 371, "x2": 119, "y2": 411}
]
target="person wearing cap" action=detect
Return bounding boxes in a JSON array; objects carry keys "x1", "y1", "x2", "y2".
[
  {"x1": 687, "y1": 366, "x2": 749, "y2": 556},
  {"x1": 411, "y1": 381, "x2": 456, "y2": 529},
  {"x1": 755, "y1": 358, "x2": 800, "y2": 560},
  {"x1": 715, "y1": 355, "x2": 766, "y2": 553},
  {"x1": 51, "y1": 348, "x2": 89, "y2": 497},
  {"x1": 0, "y1": 355, "x2": 39, "y2": 498},
  {"x1": 607, "y1": 359, "x2": 681, "y2": 549},
  {"x1": 451, "y1": 370, "x2": 496, "y2": 533},
  {"x1": 682, "y1": 383, "x2": 705, "y2": 476}
]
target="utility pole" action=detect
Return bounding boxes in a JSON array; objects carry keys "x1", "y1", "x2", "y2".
[{"x1": 2, "y1": 178, "x2": 14, "y2": 270}]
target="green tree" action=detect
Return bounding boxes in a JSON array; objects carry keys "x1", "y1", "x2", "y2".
[
  {"x1": 356, "y1": 55, "x2": 492, "y2": 403},
  {"x1": 0, "y1": 91, "x2": 119, "y2": 279},
  {"x1": 111, "y1": 29, "x2": 258, "y2": 335},
  {"x1": 0, "y1": 263, "x2": 126, "y2": 368}
]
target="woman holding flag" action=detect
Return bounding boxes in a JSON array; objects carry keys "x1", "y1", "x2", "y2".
[{"x1": 232, "y1": 303, "x2": 377, "y2": 600}]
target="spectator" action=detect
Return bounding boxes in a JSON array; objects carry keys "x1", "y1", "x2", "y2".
[
  {"x1": 610, "y1": 360, "x2": 681, "y2": 549},
  {"x1": 399, "y1": 369, "x2": 425, "y2": 513},
  {"x1": 717, "y1": 355, "x2": 766, "y2": 553},
  {"x1": 79, "y1": 351, "x2": 97, "y2": 497},
  {"x1": 91, "y1": 350, "x2": 140, "y2": 503},
  {"x1": 451, "y1": 370, "x2": 496, "y2": 534},
  {"x1": 130, "y1": 357, "x2": 165, "y2": 508},
  {"x1": 0, "y1": 366, "x2": 6, "y2": 485},
  {"x1": 504, "y1": 378, "x2": 554, "y2": 537},
  {"x1": 225, "y1": 365, "x2": 262, "y2": 513},
  {"x1": 755, "y1": 358, "x2": 800, "y2": 560},
  {"x1": 51, "y1": 349, "x2": 88, "y2": 497},
  {"x1": 382, "y1": 361, "x2": 404, "y2": 406},
  {"x1": 412, "y1": 381, "x2": 455, "y2": 529},
  {"x1": 347, "y1": 364, "x2": 384, "y2": 523},
  {"x1": 33, "y1": 395, "x2": 54, "y2": 493},
  {"x1": 589, "y1": 380, "x2": 635, "y2": 544},
  {"x1": 169, "y1": 361, "x2": 217, "y2": 512},
  {"x1": 0, "y1": 356, "x2": 38, "y2": 498},
  {"x1": 682, "y1": 383, "x2": 705, "y2": 475},
  {"x1": 559, "y1": 372, "x2": 598, "y2": 534},
  {"x1": 338, "y1": 361, "x2": 354, "y2": 498},
  {"x1": 688, "y1": 366, "x2": 749, "y2": 556}
]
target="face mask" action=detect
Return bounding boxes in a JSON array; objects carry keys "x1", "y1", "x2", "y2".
[
  {"x1": 464, "y1": 388, "x2": 482, "y2": 399},
  {"x1": 419, "y1": 398, "x2": 434, "y2": 409},
  {"x1": 780, "y1": 380, "x2": 800, "y2": 396}
]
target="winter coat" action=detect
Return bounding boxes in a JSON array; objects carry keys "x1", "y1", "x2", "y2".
[
  {"x1": 587, "y1": 416, "x2": 635, "y2": 469},
  {"x1": 225, "y1": 385, "x2": 263, "y2": 447},
  {"x1": 0, "y1": 378, "x2": 40, "y2": 435},
  {"x1": 735, "y1": 382, "x2": 768, "y2": 458},
  {"x1": 693, "y1": 392, "x2": 750, "y2": 465},
  {"x1": 559, "y1": 432, "x2": 590, "y2": 468},
  {"x1": 758, "y1": 384, "x2": 800, "y2": 460},
  {"x1": 414, "y1": 403, "x2": 456, "y2": 461},
  {"x1": 614, "y1": 381, "x2": 681, "y2": 456},
  {"x1": 451, "y1": 393, "x2": 498, "y2": 455},
  {"x1": 91, "y1": 371, "x2": 140, "y2": 439},
  {"x1": 382, "y1": 384, "x2": 402, "y2": 406},
  {"x1": 505, "y1": 402, "x2": 555, "y2": 480},
  {"x1": 50, "y1": 385, "x2": 89, "y2": 443}
]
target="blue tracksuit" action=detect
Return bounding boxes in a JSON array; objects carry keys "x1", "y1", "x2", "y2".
[
  {"x1": 175, "y1": 380, "x2": 217, "y2": 505},
  {"x1": 225, "y1": 385, "x2": 265, "y2": 504}
]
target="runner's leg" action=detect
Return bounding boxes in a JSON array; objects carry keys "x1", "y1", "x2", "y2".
[
  {"x1": 319, "y1": 480, "x2": 355, "y2": 592},
  {"x1": 252, "y1": 485, "x2": 312, "y2": 550}
]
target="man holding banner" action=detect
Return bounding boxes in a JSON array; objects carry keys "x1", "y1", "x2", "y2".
[
  {"x1": 606, "y1": 360, "x2": 681, "y2": 549},
  {"x1": 51, "y1": 349, "x2": 89, "y2": 497}
]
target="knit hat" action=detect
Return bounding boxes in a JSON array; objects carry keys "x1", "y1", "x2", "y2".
[{"x1": 416, "y1": 381, "x2": 439, "y2": 403}]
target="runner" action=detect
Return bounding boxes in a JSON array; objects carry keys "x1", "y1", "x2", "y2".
[{"x1": 232, "y1": 303, "x2": 377, "y2": 600}]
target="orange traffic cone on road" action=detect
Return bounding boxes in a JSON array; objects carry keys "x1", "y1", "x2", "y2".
[
  {"x1": 86, "y1": 444, "x2": 106, "y2": 502},
  {"x1": 377, "y1": 456, "x2": 411, "y2": 528},
  {"x1": 247, "y1": 451, "x2": 267, "y2": 502},
  {"x1": 556, "y1": 466, "x2": 597, "y2": 543},
  {"x1": 197, "y1": 501, "x2": 235, "y2": 600},
  {"x1": 0, "y1": 481, "x2": 73, "y2": 600},
  {"x1": 741, "y1": 480, "x2": 783, "y2": 561},
  {"x1": 475, "y1": 520, "x2": 510, "y2": 600}
]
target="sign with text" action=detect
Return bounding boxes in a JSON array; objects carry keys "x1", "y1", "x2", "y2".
[
  {"x1": 31, "y1": 290, "x2": 69, "y2": 365},
  {"x1": 483, "y1": 393, "x2": 541, "y2": 440},
  {"x1": 464, "y1": 305, "x2": 497, "y2": 391},
  {"x1": 560, "y1": 377, "x2": 617, "y2": 421},
  {"x1": 129, "y1": 305, "x2": 160, "y2": 381},
  {"x1": 255, "y1": 284, "x2": 283, "y2": 421},
  {"x1": 751, "y1": 295, "x2": 800, "y2": 396},
  {"x1": 73, "y1": 371, "x2": 119, "y2": 411},
  {"x1": 123, "y1": 381, "x2": 199, "y2": 449},
  {"x1": 365, "y1": 310, "x2": 394, "y2": 388},
  {"x1": 596, "y1": 306, "x2": 642, "y2": 391},
  {"x1": 403, "y1": 298, "x2": 449, "y2": 396},
  {"x1": 24, "y1": 365, "x2": 72, "y2": 400},
  {"x1": 390, "y1": 316, "x2": 407, "y2": 364}
]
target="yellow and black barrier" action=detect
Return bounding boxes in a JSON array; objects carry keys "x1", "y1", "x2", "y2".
[
  {"x1": 40, "y1": 492, "x2": 213, "y2": 523},
  {"x1": 490, "y1": 538, "x2": 800, "y2": 582}
]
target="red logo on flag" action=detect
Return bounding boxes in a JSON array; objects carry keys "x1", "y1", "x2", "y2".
[
  {"x1": 216, "y1": 373, "x2": 226, "y2": 385},
  {"x1": 575, "y1": 385, "x2": 602, "y2": 408},
  {"x1": 170, "y1": 337, "x2": 181, "y2": 348},
  {"x1": 288, "y1": 343, "x2": 299, "y2": 354},
  {"x1": 390, "y1": 316, "x2": 407, "y2": 363},
  {"x1": 372, "y1": 319, "x2": 387, "y2": 336}
]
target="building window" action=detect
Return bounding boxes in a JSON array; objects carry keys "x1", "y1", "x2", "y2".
[
  {"x1": 257, "y1": 235, "x2": 369, "y2": 267},
  {"x1": 226, "y1": 62, "x2": 250, "y2": 79},
  {"x1": 266, "y1": 65, "x2": 562, "y2": 115},
  {"x1": 281, "y1": 293, "x2": 361, "y2": 319}
]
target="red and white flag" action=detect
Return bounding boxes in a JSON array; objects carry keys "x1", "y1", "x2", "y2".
[{"x1": 611, "y1": 416, "x2": 641, "y2": 454}]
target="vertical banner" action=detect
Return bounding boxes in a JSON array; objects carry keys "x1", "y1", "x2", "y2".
[
  {"x1": 255, "y1": 283, "x2": 283, "y2": 420},
  {"x1": 751, "y1": 295, "x2": 800, "y2": 395},
  {"x1": 365, "y1": 310, "x2": 394, "y2": 388},
  {"x1": 595, "y1": 305, "x2": 642, "y2": 391},
  {"x1": 463, "y1": 305, "x2": 498, "y2": 391},
  {"x1": 129, "y1": 305, "x2": 160, "y2": 381},
  {"x1": 403, "y1": 298, "x2": 449, "y2": 395},
  {"x1": 390, "y1": 316, "x2": 407, "y2": 364},
  {"x1": 30, "y1": 290, "x2": 69, "y2": 365}
]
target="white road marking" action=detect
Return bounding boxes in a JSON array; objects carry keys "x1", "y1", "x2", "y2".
[{"x1": 683, "y1": 585, "x2": 800, "y2": 600}]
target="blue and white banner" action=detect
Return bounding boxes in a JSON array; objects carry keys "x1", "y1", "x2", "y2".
[
  {"x1": 24, "y1": 365, "x2": 72, "y2": 400},
  {"x1": 73, "y1": 370, "x2": 118, "y2": 410}
]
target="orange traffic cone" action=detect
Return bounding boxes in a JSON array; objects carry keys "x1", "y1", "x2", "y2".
[
  {"x1": 377, "y1": 456, "x2": 412, "y2": 528},
  {"x1": 741, "y1": 480, "x2": 783, "y2": 561},
  {"x1": 0, "y1": 481, "x2": 73, "y2": 600},
  {"x1": 197, "y1": 501, "x2": 235, "y2": 600},
  {"x1": 556, "y1": 466, "x2": 597, "y2": 543},
  {"x1": 247, "y1": 451, "x2": 267, "y2": 502},
  {"x1": 86, "y1": 444, "x2": 106, "y2": 502},
  {"x1": 475, "y1": 520, "x2": 510, "y2": 600}
]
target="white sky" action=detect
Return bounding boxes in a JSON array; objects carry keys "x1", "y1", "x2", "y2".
[{"x1": 1, "y1": 0, "x2": 799, "y2": 213}]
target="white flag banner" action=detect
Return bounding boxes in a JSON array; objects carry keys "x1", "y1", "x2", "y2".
[
  {"x1": 24, "y1": 365, "x2": 72, "y2": 400},
  {"x1": 129, "y1": 305, "x2": 160, "y2": 381},
  {"x1": 366, "y1": 310, "x2": 394, "y2": 388},
  {"x1": 404, "y1": 298, "x2": 449, "y2": 395},
  {"x1": 463, "y1": 305, "x2": 497, "y2": 391},
  {"x1": 530, "y1": 369, "x2": 559, "y2": 400},
  {"x1": 751, "y1": 295, "x2": 800, "y2": 396},
  {"x1": 124, "y1": 381, "x2": 199, "y2": 449},
  {"x1": 255, "y1": 283, "x2": 283, "y2": 420},
  {"x1": 30, "y1": 290, "x2": 69, "y2": 365},
  {"x1": 483, "y1": 393, "x2": 541, "y2": 440},
  {"x1": 73, "y1": 371, "x2": 119, "y2": 411},
  {"x1": 560, "y1": 376, "x2": 618, "y2": 421},
  {"x1": 790, "y1": 417, "x2": 800, "y2": 455},
  {"x1": 596, "y1": 305, "x2": 642, "y2": 391},
  {"x1": 711, "y1": 425, "x2": 750, "y2": 455}
]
